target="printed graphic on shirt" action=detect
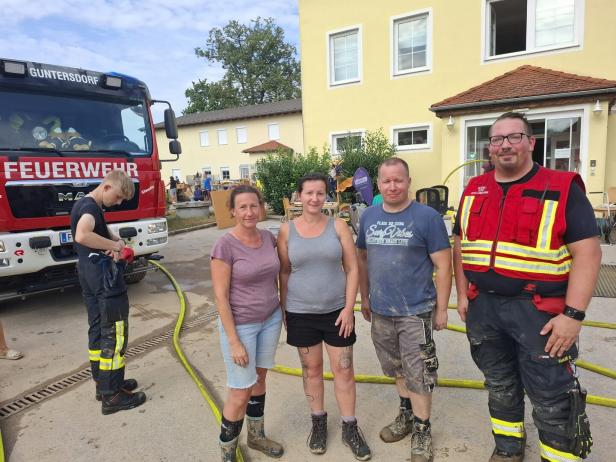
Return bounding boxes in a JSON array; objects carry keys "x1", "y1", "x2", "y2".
[{"x1": 365, "y1": 220, "x2": 414, "y2": 246}]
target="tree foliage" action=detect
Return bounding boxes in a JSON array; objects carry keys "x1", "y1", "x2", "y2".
[
  {"x1": 184, "y1": 17, "x2": 301, "y2": 114},
  {"x1": 255, "y1": 148, "x2": 330, "y2": 214}
]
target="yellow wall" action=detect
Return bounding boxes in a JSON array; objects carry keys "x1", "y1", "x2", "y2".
[
  {"x1": 156, "y1": 112, "x2": 303, "y2": 182},
  {"x1": 299, "y1": 0, "x2": 616, "y2": 201}
]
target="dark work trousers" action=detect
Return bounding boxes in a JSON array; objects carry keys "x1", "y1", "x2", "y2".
[
  {"x1": 466, "y1": 293, "x2": 579, "y2": 455},
  {"x1": 78, "y1": 256, "x2": 130, "y2": 396}
]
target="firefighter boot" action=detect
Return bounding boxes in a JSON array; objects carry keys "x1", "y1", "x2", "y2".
[
  {"x1": 95, "y1": 378, "x2": 138, "y2": 401},
  {"x1": 219, "y1": 436, "x2": 239, "y2": 462},
  {"x1": 308, "y1": 412, "x2": 328, "y2": 454},
  {"x1": 380, "y1": 407, "x2": 414, "y2": 442},
  {"x1": 410, "y1": 419, "x2": 433, "y2": 462},
  {"x1": 101, "y1": 389, "x2": 146, "y2": 415},
  {"x1": 489, "y1": 447, "x2": 525, "y2": 462},
  {"x1": 246, "y1": 415, "x2": 284, "y2": 458}
]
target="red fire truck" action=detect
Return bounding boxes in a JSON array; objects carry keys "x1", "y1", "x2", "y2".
[{"x1": 0, "y1": 58, "x2": 181, "y2": 302}]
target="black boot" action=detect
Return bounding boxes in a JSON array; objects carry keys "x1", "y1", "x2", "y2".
[
  {"x1": 101, "y1": 389, "x2": 146, "y2": 415},
  {"x1": 95, "y1": 378, "x2": 138, "y2": 401},
  {"x1": 342, "y1": 419, "x2": 372, "y2": 461},
  {"x1": 307, "y1": 412, "x2": 327, "y2": 454}
]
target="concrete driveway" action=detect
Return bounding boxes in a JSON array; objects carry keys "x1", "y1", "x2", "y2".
[{"x1": 1, "y1": 220, "x2": 614, "y2": 461}]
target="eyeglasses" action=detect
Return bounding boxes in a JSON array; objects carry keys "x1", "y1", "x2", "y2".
[{"x1": 488, "y1": 133, "x2": 530, "y2": 146}]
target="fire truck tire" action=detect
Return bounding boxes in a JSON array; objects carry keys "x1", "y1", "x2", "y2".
[{"x1": 124, "y1": 271, "x2": 147, "y2": 284}]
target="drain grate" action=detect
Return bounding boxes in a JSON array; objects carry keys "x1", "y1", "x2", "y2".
[
  {"x1": 0, "y1": 309, "x2": 218, "y2": 421},
  {"x1": 595, "y1": 264, "x2": 616, "y2": 298}
]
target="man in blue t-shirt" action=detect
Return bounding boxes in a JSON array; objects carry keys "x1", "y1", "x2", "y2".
[
  {"x1": 357, "y1": 157, "x2": 451, "y2": 462},
  {"x1": 203, "y1": 173, "x2": 212, "y2": 201}
]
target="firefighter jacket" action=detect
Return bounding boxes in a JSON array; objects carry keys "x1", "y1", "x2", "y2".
[{"x1": 458, "y1": 166, "x2": 584, "y2": 282}]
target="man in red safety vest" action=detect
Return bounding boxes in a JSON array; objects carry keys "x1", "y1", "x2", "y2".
[{"x1": 452, "y1": 112, "x2": 601, "y2": 462}]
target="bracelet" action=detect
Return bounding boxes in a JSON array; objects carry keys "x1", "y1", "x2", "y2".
[{"x1": 563, "y1": 305, "x2": 585, "y2": 321}]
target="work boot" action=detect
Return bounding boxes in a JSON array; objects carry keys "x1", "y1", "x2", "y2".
[
  {"x1": 95, "y1": 378, "x2": 138, "y2": 401},
  {"x1": 307, "y1": 412, "x2": 327, "y2": 454},
  {"x1": 246, "y1": 415, "x2": 284, "y2": 458},
  {"x1": 489, "y1": 447, "x2": 525, "y2": 461},
  {"x1": 101, "y1": 389, "x2": 146, "y2": 415},
  {"x1": 219, "y1": 436, "x2": 239, "y2": 462},
  {"x1": 342, "y1": 420, "x2": 372, "y2": 461},
  {"x1": 380, "y1": 407, "x2": 414, "y2": 442},
  {"x1": 410, "y1": 420, "x2": 433, "y2": 462}
]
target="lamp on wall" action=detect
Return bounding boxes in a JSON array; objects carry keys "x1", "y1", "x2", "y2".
[
  {"x1": 446, "y1": 115, "x2": 455, "y2": 127},
  {"x1": 593, "y1": 100, "x2": 603, "y2": 114}
]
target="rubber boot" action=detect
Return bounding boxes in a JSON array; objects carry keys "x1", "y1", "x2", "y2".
[
  {"x1": 246, "y1": 415, "x2": 284, "y2": 458},
  {"x1": 219, "y1": 436, "x2": 239, "y2": 462}
]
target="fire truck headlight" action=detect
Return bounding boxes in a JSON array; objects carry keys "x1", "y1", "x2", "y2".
[
  {"x1": 147, "y1": 222, "x2": 167, "y2": 234},
  {"x1": 32, "y1": 126, "x2": 48, "y2": 141},
  {"x1": 147, "y1": 237, "x2": 167, "y2": 246},
  {"x1": 0, "y1": 258, "x2": 10, "y2": 267},
  {"x1": 0, "y1": 241, "x2": 5, "y2": 252}
]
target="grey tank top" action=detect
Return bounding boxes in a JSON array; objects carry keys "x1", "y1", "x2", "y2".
[{"x1": 285, "y1": 218, "x2": 347, "y2": 314}]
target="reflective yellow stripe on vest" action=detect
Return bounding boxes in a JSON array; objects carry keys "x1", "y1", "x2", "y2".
[
  {"x1": 537, "y1": 199, "x2": 557, "y2": 250},
  {"x1": 490, "y1": 417, "x2": 525, "y2": 438},
  {"x1": 459, "y1": 195, "x2": 474, "y2": 241},
  {"x1": 494, "y1": 255, "x2": 571, "y2": 275},
  {"x1": 539, "y1": 442, "x2": 581, "y2": 462},
  {"x1": 88, "y1": 349, "x2": 101, "y2": 362}
]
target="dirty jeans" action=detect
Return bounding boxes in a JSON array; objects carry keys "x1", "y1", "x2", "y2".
[{"x1": 466, "y1": 293, "x2": 581, "y2": 455}]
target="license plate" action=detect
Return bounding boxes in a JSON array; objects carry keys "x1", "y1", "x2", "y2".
[{"x1": 59, "y1": 231, "x2": 73, "y2": 244}]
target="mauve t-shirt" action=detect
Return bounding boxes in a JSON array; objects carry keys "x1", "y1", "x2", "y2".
[{"x1": 211, "y1": 229, "x2": 280, "y2": 325}]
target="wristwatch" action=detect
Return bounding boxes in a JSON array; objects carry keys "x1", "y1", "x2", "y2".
[{"x1": 563, "y1": 305, "x2": 586, "y2": 321}]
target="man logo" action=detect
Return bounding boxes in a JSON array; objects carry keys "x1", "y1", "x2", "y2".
[{"x1": 58, "y1": 192, "x2": 86, "y2": 202}]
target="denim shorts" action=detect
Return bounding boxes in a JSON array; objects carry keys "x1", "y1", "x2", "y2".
[{"x1": 218, "y1": 308, "x2": 283, "y2": 389}]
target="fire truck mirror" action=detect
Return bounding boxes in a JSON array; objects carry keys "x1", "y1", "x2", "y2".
[
  {"x1": 169, "y1": 139, "x2": 182, "y2": 155},
  {"x1": 164, "y1": 108, "x2": 178, "y2": 139}
]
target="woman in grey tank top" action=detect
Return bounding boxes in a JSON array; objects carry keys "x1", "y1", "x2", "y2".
[{"x1": 278, "y1": 173, "x2": 372, "y2": 460}]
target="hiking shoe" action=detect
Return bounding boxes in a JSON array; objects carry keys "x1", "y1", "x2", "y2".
[
  {"x1": 101, "y1": 389, "x2": 146, "y2": 415},
  {"x1": 489, "y1": 447, "x2": 525, "y2": 461},
  {"x1": 342, "y1": 420, "x2": 372, "y2": 461},
  {"x1": 307, "y1": 413, "x2": 327, "y2": 454},
  {"x1": 411, "y1": 420, "x2": 433, "y2": 462},
  {"x1": 380, "y1": 407, "x2": 413, "y2": 442},
  {"x1": 95, "y1": 378, "x2": 138, "y2": 401}
]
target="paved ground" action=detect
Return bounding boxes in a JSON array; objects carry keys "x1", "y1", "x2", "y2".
[{"x1": 1, "y1": 220, "x2": 614, "y2": 461}]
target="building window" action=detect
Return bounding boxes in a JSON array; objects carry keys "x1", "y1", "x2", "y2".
[
  {"x1": 199, "y1": 130, "x2": 210, "y2": 147},
  {"x1": 331, "y1": 131, "x2": 363, "y2": 155},
  {"x1": 217, "y1": 128, "x2": 228, "y2": 145},
  {"x1": 268, "y1": 123, "x2": 280, "y2": 140},
  {"x1": 220, "y1": 167, "x2": 230, "y2": 180},
  {"x1": 486, "y1": 0, "x2": 580, "y2": 59},
  {"x1": 392, "y1": 124, "x2": 431, "y2": 151},
  {"x1": 239, "y1": 165, "x2": 250, "y2": 180},
  {"x1": 329, "y1": 27, "x2": 361, "y2": 86},
  {"x1": 202, "y1": 167, "x2": 211, "y2": 178},
  {"x1": 236, "y1": 126, "x2": 247, "y2": 144},
  {"x1": 393, "y1": 11, "x2": 430, "y2": 76}
]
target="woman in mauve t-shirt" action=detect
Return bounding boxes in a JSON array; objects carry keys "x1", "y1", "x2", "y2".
[{"x1": 210, "y1": 185, "x2": 284, "y2": 461}]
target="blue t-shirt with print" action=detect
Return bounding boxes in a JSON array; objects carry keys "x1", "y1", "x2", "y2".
[{"x1": 356, "y1": 201, "x2": 450, "y2": 316}]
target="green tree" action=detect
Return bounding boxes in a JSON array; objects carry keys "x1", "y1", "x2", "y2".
[
  {"x1": 184, "y1": 17, "x2": 301, "y2": 114},
  {"x1": 337, "y1": 129, "x2": 397, "y2": 197},
  {"x1": 255, "y1": 148, "x2": 330, "y2": 214}
]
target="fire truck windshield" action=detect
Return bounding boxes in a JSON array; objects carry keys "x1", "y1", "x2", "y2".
[{"x1": 0, "y1": 89, "x2": 153, "y2": 156}]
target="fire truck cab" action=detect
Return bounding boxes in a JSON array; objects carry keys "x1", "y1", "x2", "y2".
[{"x1": 0, "y1": 58, "x2": 181, "y2": 302}]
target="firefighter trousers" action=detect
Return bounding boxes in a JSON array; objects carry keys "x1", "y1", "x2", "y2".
[
  {"x1": 78, "y1": 257, "x2": 129, "y2": 396},
  {"x1": 466, "y1": 292, "x2": 584, "y2": 459}
]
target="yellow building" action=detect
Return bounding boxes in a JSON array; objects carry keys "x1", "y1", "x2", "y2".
[
  {"x1": 298, "y1": 0, "x2": 616, "y2": 205},
  {"x1": 155, "y1": 99, "x2": 302, "y2": 184}
]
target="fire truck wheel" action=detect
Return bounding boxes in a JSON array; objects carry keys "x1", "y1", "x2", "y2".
[{"x1": 124, "y1": 271, "x2": 147, "y2": 284}]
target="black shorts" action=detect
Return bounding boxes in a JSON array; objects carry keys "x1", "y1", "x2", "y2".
[{"x1": 286, "y1": 308, "x2": 356, "y2": 348}]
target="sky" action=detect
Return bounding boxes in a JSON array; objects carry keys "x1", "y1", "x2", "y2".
[{"x1": 1, "y1": 0, "x2": 300, "y2": 122}]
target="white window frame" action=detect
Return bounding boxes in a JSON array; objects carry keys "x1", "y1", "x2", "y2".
[
  {"x1": 236, "y1": 126, "x2": 247, "y2": 144},
  {"x1": 201, "y1": 166, "x2": 211, "y2": 177},
  {"x1": 217, "y1": 128, "x2": 228, "y2": 145},
  {"x1": 199, "y1": 130, "x2": 210, "y2": 147},
  {"x1": 171, "y1": 168, "x2": 182, "y2": 181},
  {"x1": 329, "y1": 129, "x2": 365, "y2": 156},
  {"x1": 239, "y1": 164, "x2": 250, "y2": 180},
  {"x1": 390, "y1": 9, "x2": 432, "y2": 78},
  {"x1": 327, "y1": 25, "x2": 363, "y2": 87},
  {"x1": 267, "y1": 123, "x2": 280, "y2": 140},
  {"x1": 459, "y1": 104, "x2": 589, "y2": 185},
  {"x1": 220, "y1": 166, "x2": 230, "y2": 181},
  {"x1": 482, "y1": 0, "x2": 584, "y2": 62},
  {"x1": 390, "y1": 123, "x2": 432, "y2": 152}
]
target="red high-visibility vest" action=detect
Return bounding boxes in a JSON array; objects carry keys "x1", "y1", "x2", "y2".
[{"x1": 458, "y1": 167, "x2": 584, "y2": 282}]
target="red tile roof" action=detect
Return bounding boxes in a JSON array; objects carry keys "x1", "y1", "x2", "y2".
[
  {"x1": 242, "y1": 140, "x2": 292, "y2": 153},
  {"x1": 431, "y1": 65, "x2": 616, "y2": 113}
]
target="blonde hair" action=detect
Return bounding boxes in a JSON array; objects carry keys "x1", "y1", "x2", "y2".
[{"x1": 104, "y1": 170, "x2": 135, "y2": 199}]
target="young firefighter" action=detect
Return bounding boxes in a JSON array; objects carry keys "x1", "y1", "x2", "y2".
[{"x1": 71, "y1": 170, "x2": 146, "y2": 414}]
